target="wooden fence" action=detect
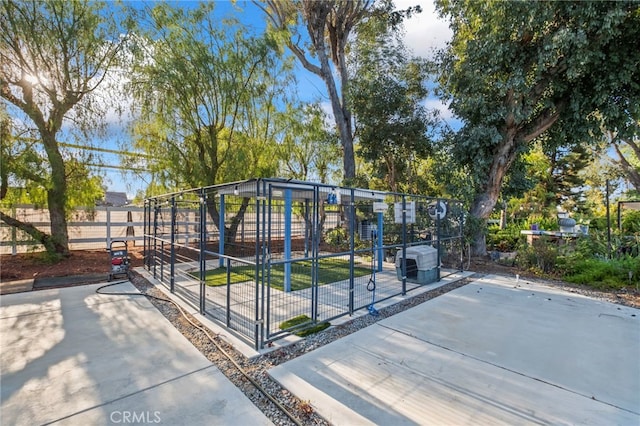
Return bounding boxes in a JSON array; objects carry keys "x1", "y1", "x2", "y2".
[{"x1": 1, "y1": 205, "x2": 145, "y2": 255}]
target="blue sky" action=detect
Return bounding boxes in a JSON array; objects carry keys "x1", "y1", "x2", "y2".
[{"x1": 95, "y1": 0, "x2": 454, "y2": 198}]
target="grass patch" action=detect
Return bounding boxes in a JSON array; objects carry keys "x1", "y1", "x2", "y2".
[
  {"x1": 279, "y1": 314, "x2": 330, "y2": 337},
  {"x1": 199, "y1": 257, "x2": 372, "y2": 291}
]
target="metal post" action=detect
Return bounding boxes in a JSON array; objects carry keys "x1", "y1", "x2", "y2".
[
  {"x1": 606, "y1": 180, "x2": 611, "y2": 259},
  {"x1": 219, "y1": 194, "x2": 225, "y2": 268},
  {"x1": 106, "y1": 206, "x2": 111, "y2": 248},
  {"x1": 284, "y1": 189, "x2": 292, "y2": 292},
  {"x1": 376, "y1": 210, "x2": 383, "y2": 272},
  {"x1": 160, "y1": 241, "x2": 165, "y2": 282},
  {"x1": 199, "y1": 189, "x2": 206, "y2": 314},
  {"x1": 312, "y1": 185, "x2": 321, "y2": 322},
  {"x1": 436, "y1": 199, "x2": 441, "y2": 281},
  {"x1": 265, "y1": 184, "x2": 273, "y2": 344},
  {"x1": 143, "y1": 200, "x2": 147, "y2": 268},
  {"x1": 226, "y1": 258, "x2": 231, "y2": 327},
  {"x1": 144, "y1": 200, "x2": 149, "y2": 270},
  {"x1": 304, "y1": 198, "x2": 310, "y2": 257},
  {"x1": 170, "y1": 196, "x2": 176, "y2": 293},
  {"x1": 401, "y1": 196, "x2": 407, "y2": 295},
  {"x1": 256, "y1": 179, "x2": 266, "y2": 350},
  {"x1": 459, "y1": 203, "x2": 465, "y2": 272},
  {"x1": 348, "y1": 188, "x2": 356, "y2": 314},
  {"x1": 153, "y1": 202, "x2": 159, "y2": 279}
]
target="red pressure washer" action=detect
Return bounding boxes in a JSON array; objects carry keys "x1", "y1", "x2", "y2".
[{"x1": 108, "y1": 240, "x2": 130, "y2": 281}]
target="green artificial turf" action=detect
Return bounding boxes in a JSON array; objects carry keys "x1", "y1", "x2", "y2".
[
  {"x1": 199, "y1": 257, "x2": 371, "y2": 291},
  {"x1": 279, "y1": 314, "x2": 330, "y2": 337}
]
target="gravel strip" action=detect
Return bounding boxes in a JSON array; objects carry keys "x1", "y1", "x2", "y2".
[{"x1": 128, "y1": 272, "x2": 477, "y2": 426}]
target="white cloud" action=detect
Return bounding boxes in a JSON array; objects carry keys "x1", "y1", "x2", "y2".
[
  {"x1": 424, "y1": 97, "x2": 453, "y2": 120},
  {"x1": 395, "y1": 0, "x2": 452, "y2": 59}
]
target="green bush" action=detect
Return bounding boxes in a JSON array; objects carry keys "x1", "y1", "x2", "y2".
[
  {"x1": 324, "y1": 227, "x2": 349, "y2": 249},
  {"x1": 563, "y1": 256, "x2": 640, "y2": 291},
  {"x1": 524, "y1": 216, "x2": 558, "y2": 231},
  {"x1": 517, "y1": 228, "x2": 640, "y2": 289},
  {"x1": 517, "y1": 236, "x2": 559, "y2": 274},
  {"x1": 487, "y1": 224, "x2": 522, "y2": 252},
  {"x1": 621, "y1": 210, "x2": 640, "y2": 234},
  {"x1": 589, "y1": 217, "x2": 608, "y2": 231}
]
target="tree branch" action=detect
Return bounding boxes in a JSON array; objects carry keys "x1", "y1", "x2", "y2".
[
  {"x1": 613, "y1": 140, "x2": 640, "y2": 190},
  {"x1": 522, "y1": 99, "x2": 566, "y2": 143},
  {"x1": 0, "y1": 210, "x2": 57, "y2": 254}
]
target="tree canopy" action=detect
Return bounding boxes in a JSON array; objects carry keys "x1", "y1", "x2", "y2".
[
  {"x1": 435, "y1": 0, "x2": 640, "y2": 254},
  {"x1": 258, "y1": 0, "x2": 422, "y2": 185},
  {"x1": 129, "y1": 3, "x2": 293, "y2": 191},
  {"x1": 0, "y1": 0, "x2": 130, "y2": 255},
  {"x1": 348, "y1": 5, "x2": 436, "y2": 193}
]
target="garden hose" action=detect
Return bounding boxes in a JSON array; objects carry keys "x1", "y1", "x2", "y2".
[
  {"x1": 95, "y1": 280, "x2": 304, "y2": 426},
  {"x1": 367, "y1": 229, "x2": 380, "y2": 317}
]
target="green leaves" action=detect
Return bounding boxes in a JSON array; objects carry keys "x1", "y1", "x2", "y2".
[
  {"x1": 437, "y1": 0, "x2": 640, "y2": 189},
  {"x1": 1, "y1": 0, "x2": 130, "y2": 254},
  {"x1": 348, "y1": 3, "x2": 437, "y2": 193},
  {"x1": 129, "y1": 3, "x2": 296, "y2": 192},
  {"x1": 435, "y1": 0, "x2": 640, "y2": 254}
]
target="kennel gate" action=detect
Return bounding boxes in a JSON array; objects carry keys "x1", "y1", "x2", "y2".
[{"x1": 144, "y1": 178, "x2": 465, "y2": 349}]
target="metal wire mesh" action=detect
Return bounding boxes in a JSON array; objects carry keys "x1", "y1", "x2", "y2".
[{"x1": 144, "y1": 179, "x2": 465, "y2": 349}]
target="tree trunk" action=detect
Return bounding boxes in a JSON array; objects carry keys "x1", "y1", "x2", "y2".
[
  {"x1": 315, "y1": 44, "x2": 355, "y2": 181},
  {"x1": 0, "y1": 210, "x2": 58, "y2": 254},
  {"x1": 206, "y1": 195, "x2": 251, "y2": 247},
  {"x1": 613, "y1": 139, "x2": 640, "y2": 191},
  {"x1": 263, "y1": 0, "x2": 359, "y2": 183},
  {"x1": 42, "y1": 132, "x2": 70, "y2": 256},
  {"x1": 469, "y1": 131, "x2": 519, "y2": 256}
]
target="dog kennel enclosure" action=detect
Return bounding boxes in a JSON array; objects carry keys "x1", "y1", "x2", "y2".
[{"x1": 144, "y1": 178, "x2": 465, "y2": 349}]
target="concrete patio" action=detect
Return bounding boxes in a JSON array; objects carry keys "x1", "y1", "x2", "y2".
[
  {"x1": 0, "y1": 281, "x2": 271, "y2": 425},
  {"x1": 269, "y1": 274, "x2": 640, "y2": 425}
]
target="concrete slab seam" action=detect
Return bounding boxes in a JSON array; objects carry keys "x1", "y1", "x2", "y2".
[
  {"x1": 39, "y1": 365, "x2": 217, "y2": 426},
  {"x1": 349, "y1": 336, "x2": 551, "y2": 425},
  {"x1": 375, "y1": 322, "x2": 640, "y2": 416}
]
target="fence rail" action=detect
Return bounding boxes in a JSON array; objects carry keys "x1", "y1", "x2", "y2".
[
  {"x1": 1, "y1": 205, "x2": 145, "y2": 255},
  {"x1": 144, "y1": 178, "x2": 466, "y2": 349}
]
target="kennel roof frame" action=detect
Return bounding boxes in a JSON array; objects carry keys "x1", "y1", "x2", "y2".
[{"x1": 214, "y1": 178, "x2": 389, "y2": 203}]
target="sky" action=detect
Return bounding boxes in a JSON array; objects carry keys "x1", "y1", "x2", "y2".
[{"x1": 96, "y1": 0, "x2": 454, "y2": 199}]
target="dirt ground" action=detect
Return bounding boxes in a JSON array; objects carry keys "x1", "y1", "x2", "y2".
[
  {"x1": 0, "y1": 247, "x2": 145, "y2": 282},
  {"x1": 1, "y1": 248, "x2": 511, "y2": 283},
  {"x1": 1, "y1": 248, "x2": 638, "y2": 308}
]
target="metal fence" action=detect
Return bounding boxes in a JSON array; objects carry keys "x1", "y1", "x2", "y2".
[
  {"x1": 144, "y1": 178, "x2": 465, "y2": 349},
  {"x1": 1, "y1": 205, "x2": 145, "y2": 255}
]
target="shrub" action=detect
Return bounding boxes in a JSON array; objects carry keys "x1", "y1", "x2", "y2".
[
  {"x1": 324, "y1": 227, "x2": 349, "y2": 249},
  {"x1": 487, "y1": 224, "x2": 522, "y2": 252},
  {"x1": 517, "y1": 228, "x2": 640, "y2": 289},
  {"x1": 524, "y1": 216, "x2": 558, "y2": 231},
  {"x1": 517, "y1": 236, "x2": 559, "y2": 274},
  {"x1": 621, "y1": 210, "x2": 640, "y2": 234},
  {"x1": 589, "y1": 217, "x2": 608, "y2": 231},
  {"x1": 563, "y1": 256, "x2": 640, "y2": 291}
]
